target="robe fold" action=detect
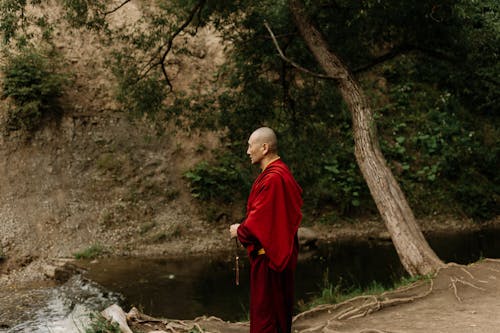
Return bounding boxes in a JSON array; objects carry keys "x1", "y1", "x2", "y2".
[{"x1": 238, "y1": 159, "x2": 303, "y2": 333}]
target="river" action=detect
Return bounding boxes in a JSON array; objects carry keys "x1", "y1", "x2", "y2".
[{"x1": 1, "y1": 228, "x2": 499, "y2": 332}]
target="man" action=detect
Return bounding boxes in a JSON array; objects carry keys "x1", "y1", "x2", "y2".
[{"x1": 230, "y1": 127, "x2": 303, "y2": 333}]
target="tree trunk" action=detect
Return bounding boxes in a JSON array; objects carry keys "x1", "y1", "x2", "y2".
[{"x1": 289, "y1": 0, "x2": 444, "y2": 276}]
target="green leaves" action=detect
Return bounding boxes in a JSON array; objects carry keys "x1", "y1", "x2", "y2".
[
  {"x1": 184, "y1": 154, "x2": 250, "y2": 203},
  {"x1": 1, "y1": 48, "x2": 68, "y2": 132}
]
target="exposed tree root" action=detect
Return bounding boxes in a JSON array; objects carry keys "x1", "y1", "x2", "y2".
[
  {"x1": 126, "y1": 307, "x2": 227, "y2": 333},
  {"x1": 449, "y1": 277, "x2": 487, "y2": 302},
  {"x1": 442, "y1": 262, "x2": 490, "y2": 303},
  {"x1": 293, "y1": 279, "x2": 434, "y2": 327},
  {"x1": 485, "y1": 258, "x2": 500, "y2": 263},
  {"x1": 482, "y1": 259, "x2": 500, "y2": 273},
  {"x1": 111, "y1": 261, "x2": 499, "y2": 333},
  {"x1": 294, "y1": 261, "x2": 499, "y2": 333}
]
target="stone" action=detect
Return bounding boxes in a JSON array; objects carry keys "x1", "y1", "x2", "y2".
[{"x1": 102, "y1": 304, "x2": 133, "y2": 333}]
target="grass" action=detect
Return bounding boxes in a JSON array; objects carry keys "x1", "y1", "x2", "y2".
[
  {"x1": 73, "y1": 244, "x2": 106, "y2": 260},
  {"x1": 84, "y1": 312, "x2": 121, "y2": 333},
  {"x1": 298, "y1": 272, "x2": 432, "y2": 312}
]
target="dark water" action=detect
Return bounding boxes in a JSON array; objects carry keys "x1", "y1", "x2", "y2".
[{"x1": 79, "y1": 228, "x2": 500, "y2": 322}]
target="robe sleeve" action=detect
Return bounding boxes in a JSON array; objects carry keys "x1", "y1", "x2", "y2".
[
  {"x1": 237, "y1": 221, "x2": 259, "y2": 254},
  {"x1": 240, "y1": 171, "x2": 301, "y2": 272}
]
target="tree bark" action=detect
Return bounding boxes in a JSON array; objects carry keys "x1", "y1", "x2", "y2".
[{"x1": 288, "y1": 0, "x2": 445, "y2": 276}]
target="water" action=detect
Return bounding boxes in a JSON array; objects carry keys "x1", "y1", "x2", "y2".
[
  {"x1": 0, "y1": 276, "x2": 122, "y2": 333},
  {"x1": 2, "y1": 228, "x2": 499, "y2": 330},
  {"x1": 78, "y1": 227, "x2": 500, "y2": 322}
]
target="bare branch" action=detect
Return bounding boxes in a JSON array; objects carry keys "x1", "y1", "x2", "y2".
[
  {"x1": 158, "y1": 0, "x2": 206, "y2": 78},
  {"x1": 353, "y1": 44, "x2": 457, "y2": 74},
  {"x1": 137, "y1": 0, "x2": 206, "y2": 89},
  {"x1": 263, "y1": 21, "x2": 334, "y2": 80},
  {"x1": 160, "y1": 60, "x2": 173, "y2": 91},
  {"x1": 104, "y1": 0, "x2": 132, "y2": 16}
]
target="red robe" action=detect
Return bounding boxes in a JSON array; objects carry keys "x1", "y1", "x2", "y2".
[{"x1": 238, "y1": 159, "x2": 303, "y2": 333}]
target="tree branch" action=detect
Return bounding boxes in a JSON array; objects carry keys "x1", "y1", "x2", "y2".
[
  {"x1": 138, "y1": 0, "x2": 206, "y2": 90},
  {"x1": 353, "y1": 44, "x2": 458, "y2": 74},
  {"x1": 263, "y1": 21, "x2": 334, "y2": 80},
  {"x1": 104, "y1": 0, "x2": 133, "y2": 16},
  {"x1": 158, "y1": 0, "x2": 206, "y2": 80}
]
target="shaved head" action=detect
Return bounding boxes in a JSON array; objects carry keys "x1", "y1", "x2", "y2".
[
  {"x1": 249, "y1": 127, "x2": 278, "y2": 153},
  {"x1": 247, "y1": 127, "x2": 280, "y2": 169}
]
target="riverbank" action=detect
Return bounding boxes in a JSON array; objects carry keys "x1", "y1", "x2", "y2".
[
  {"x1": 1, "y1": 216, "x2": 499, "y2": 331},
  {"x1": 109, "y1": 258, "x2": 500, "y2": 333},
  {"x1": 1, "y1": 216, "x2": 498, "y2": 288}
]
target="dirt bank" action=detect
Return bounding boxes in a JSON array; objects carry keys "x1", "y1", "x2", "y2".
[{"x1": 103, "y1": 259, "x2": 500, "y2": 333}]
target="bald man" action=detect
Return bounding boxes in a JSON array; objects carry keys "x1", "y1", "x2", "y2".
[{"x1": 230, "y1": 127, "x2": 303, "y2": 333}]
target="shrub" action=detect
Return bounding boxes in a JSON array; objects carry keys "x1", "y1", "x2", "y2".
[
  {"x1": 1, "y1": 48, "x2": 68, "y2": 132},
  {"x1": 184, "y1": 153, "x2": 250, "y2": 203}
]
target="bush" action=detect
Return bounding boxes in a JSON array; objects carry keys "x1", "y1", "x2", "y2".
[
  {"x1": 184, "y1": 152, "x2": 251, "y2": 203},
  {"x1": 1, "y1": 48, "x2": 68, "y2": 132}
]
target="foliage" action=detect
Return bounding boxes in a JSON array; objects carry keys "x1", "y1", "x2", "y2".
[
  {"x1": 209, "y1": 0, "x2": 499, "y2": 221},
  {"x1": 375, "y1": 55, "x2": 499, "y2": 219},
  {"x1": 1, "y1": 48, "x2": 68, "y2": 132},
  {"x1": 0, "y1": 0, "x2": 497, "y2": 221},
  {"x1": 178, "y1": 0, "x2": 498, "y2": 221},
  {"x1": 110, "y1": 51, "x2": 170, "y2": 118},
  {"x1": 61, "y1": 0, "x2": 107, "y2": 30},
  {"x1": 0, "y1": 0, "x2": 54, "y2": 46},
  {"x1": 73, "y1": 244, "x2": 106, "y2": 259},
  {"x1": 84, "y1": 312, "x2": 121, "y2": 333},
  {"x1": 184, "y1": 152, "x2": 251, "y2": 202}
]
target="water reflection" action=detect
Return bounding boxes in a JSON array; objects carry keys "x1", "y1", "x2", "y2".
[{"x1": 80, "y1": 256, "x2": 250, "y2": 321}]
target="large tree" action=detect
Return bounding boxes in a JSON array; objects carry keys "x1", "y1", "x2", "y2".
[
  {"x1": 1, "y1": 0, "x2": 497, "y2": 275},
  {"x1": 286, "y1": 0, "x2": 444, "y2": 275}
]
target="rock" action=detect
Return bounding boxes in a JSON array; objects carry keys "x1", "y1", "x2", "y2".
[
  {"x1": 298, "y1": 227, "x2": 318, "y2": 248},
  {"x1": 102, "y1": 304, "x2": 133, "y2": 333},
  {"x1": 42, "y1": 258, "x2": 82, "y2": 282}
]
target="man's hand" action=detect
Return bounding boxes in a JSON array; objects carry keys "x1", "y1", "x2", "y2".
[{"x1": 230, "y1": 223, "x2": 240, "y2": 238}]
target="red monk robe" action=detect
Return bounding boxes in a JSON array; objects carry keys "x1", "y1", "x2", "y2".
[{"x1": 237, "y1": 159, "x2": 303, "y2": 333}]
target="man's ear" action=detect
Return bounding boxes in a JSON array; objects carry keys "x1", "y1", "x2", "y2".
[{"x1": 262, "y1": 143, "x2": 270, "y2": 155}]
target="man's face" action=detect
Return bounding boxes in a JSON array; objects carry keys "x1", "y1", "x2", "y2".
[{"x1": 247, "y1": 134, "x2": 265, "y2": 165}]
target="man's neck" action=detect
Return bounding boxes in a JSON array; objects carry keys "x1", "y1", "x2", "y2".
[{"x1": 260, "y1": 155, "x2": 280, "y2": 171}]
